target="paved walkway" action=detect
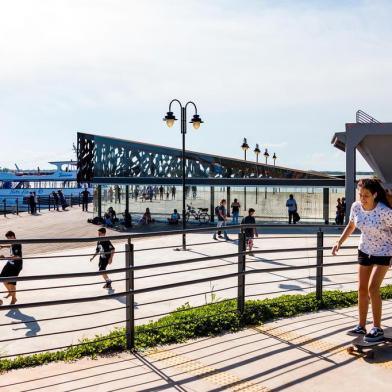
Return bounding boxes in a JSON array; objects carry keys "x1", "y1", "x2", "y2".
[{"x1": 2, "y1": 302, "x2": 391, "y2": 391}]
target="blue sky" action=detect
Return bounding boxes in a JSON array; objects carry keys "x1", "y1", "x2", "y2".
[{"x1": 1, "y1": 0, "x2": 391, "y2": 171}]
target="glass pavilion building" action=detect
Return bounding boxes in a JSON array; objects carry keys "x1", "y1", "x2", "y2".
[{"x1": 77, "y1": 132, "x2": 345, "y2": 223}]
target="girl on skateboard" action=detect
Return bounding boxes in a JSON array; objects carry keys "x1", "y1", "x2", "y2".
[{"x1": 332, "y1": 179, "x2": 392, "y2": 342}]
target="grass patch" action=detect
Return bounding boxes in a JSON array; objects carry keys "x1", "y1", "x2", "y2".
[{"x1": 1, "y1": 285, "x2": 392, "y2": 372}]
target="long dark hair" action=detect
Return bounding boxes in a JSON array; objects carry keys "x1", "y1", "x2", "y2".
[{"x1": 357, "y1": 178, "x2": 391, "y2": 209}]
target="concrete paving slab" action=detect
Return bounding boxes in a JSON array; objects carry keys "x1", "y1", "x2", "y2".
[{"x1": 2, "y1": 302, "x2": 392, "y2": 391}]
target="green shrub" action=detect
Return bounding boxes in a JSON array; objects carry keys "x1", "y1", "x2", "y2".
[{"x1": 1, "y1": 285, "x2": 392, "y2": 372}]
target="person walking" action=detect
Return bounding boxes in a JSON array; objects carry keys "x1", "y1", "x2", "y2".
[
  {"x1": 115, "y1": 185, "x2": 121, "y2": 204},
  {"x1": 332, "y1": 179, "x2": 392, "y2": 342},
  {"x1": 335, "y1": 198, "x2": 344, "y2": 225},
  {"x1": 171, "y1": 186, "x2": 176, "y2": 200},
  {"x1": 213, "y1": 199, "x2": 230, "y2": 241},
  {"x1": 0, "y1": 231, "x2": 23, "y2": 305},
  {"x1": 58, "y1": 190, "x2": 68, "y2": 210},
  {"x1": 28, "y1": 192, "x2": 35, "y2": 214},
  {"x1": 90, "y1": 227, "x2": 115, "y2": 289},
  {"x1": 241, "y1": 208, "x2": 258, "y2": 256},
  {"x1": 81, "y1": 187, "x2": 90, "y2": 212},
  {"x1": 52, "y1": 191, "x2": 60, "y2": 211},
  {"x1": 231, "y1": 198, "x2": 241, "y2": 225},
  {"x1": 341, "y1": 197, "x2": 347, "y2": 222},
  {"x1": 286, "y1": 194, "x2": 298, "y2": 224},
  {"x1": 159, "y1": 185, "x2": 164, "y2": 200},
  {"x1": 33, "y1": 192, "x2": 38, "y2": 213}
]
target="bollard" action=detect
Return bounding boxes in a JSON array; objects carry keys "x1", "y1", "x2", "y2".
[
  {"x1": 38, "y1": 197, "x2": 41, "y2": 213},
  {"x1": 49, "y1": 195, "x2": 51, "y2": 211},
  {"x1": 3, "y1": 199, "x2": 6, "y2": 217},
  {"x1": 316, "y1": 229, "x2": 324, "y2": 301},
  {"x1": 237, "y1": 230, "x2": 246, "y2": 314},
  {"x1": 125, "y1": 241, "x2": 135, "y2": 350},
  {"x1": 16, "y1": 198, "x2": 19, "y2": 215}
]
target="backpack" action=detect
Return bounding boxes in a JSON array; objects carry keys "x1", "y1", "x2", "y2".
[{"x1": 215, "y1": 205, "x2": 220, "y2": 216}]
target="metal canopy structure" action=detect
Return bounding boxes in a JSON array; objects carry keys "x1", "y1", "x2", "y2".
[
  {"x1": 77, "y1": 132, "x2": 342, "y2": 187},
  {"x1": 332, "y1": 110, "x2": 392, "y2": 222}
]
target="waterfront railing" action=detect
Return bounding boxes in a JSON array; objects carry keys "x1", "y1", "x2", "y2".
[{"x1": 0, "y1": 224, "x2": 390, "y2": 358}]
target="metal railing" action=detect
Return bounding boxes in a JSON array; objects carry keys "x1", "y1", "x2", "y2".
[
  {"x1": 0, "y1": 195, "x2": 93, "y2": 216},
  {"x1": 356, "y1": 109, "x2": 380, "y2": 124},
  {"x1": 0, "y1": 224, "x2": 388, "y2": 358}
]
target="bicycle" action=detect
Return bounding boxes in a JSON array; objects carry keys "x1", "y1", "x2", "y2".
[{"x1": 185, "y1": 204, "x2": 210, "y2": 223}]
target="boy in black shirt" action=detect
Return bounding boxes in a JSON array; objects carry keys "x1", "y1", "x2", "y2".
[
  {"x1": 0, "y1": 231, "x2": 23, "y2": 304},
  {"x1": 241, "y1": 208, "x2": 258, "y2": 255},
  {"x1": 90, "y1": 228, "x2": 115, "y2": 289}
]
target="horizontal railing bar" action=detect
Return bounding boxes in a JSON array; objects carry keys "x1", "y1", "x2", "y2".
[
  {"x1": 137, "y1": 285, "x2": 238, "y2": 307},
  {"x1": 0, "y1": 223, "x2": 347, "y2": 245},
  {"x1": 0, "y1": 305, "x2": 126, "y2": 327},
  {"x1": 0, "y1": 244, "x2": 357, "y2": 283},
  {"x1": 0, "y1": 320, "x2": 128, "y2": 343},
  {"x1": 0, "y1": 267, "x2": 129, "y2": 282},
  {"x1": 0, "y1": 277, "x2": 127, "y2": 293},
  {"x1": 135, "y1": 297, "x2": 237, "y2": 321},
  {"x1": 0, "y1": 260, "x2": 359, "y2": 310}
]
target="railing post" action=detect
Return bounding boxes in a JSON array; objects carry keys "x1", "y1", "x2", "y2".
[
  {"x1": 237, "y1": 230, "x2": 246, "y2": 314},
  {"x1": 3, "y1": 199, "x2": 6, "y2": 217},
  {"x1": 125, "y1": 240, "x2": 135, "y2": 350},
  {"x1": 16, "y1": 198, "x2": 19, "y2": 215},
  {"x1": 316, "y1": 229, "x2": 324, "y2": 301},
  {"x1": 70, "y1": 194, "x2": 73, "y2": 207},
  {"x1": 38, "y1": 197, "x2": 41, "y2": 212},
  {"x1": 49, "y1": 195, "x2": 51, "y2": 211}
]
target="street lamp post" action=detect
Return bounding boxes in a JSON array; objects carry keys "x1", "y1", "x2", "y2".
[
  {"x1": 254, "y1": 144, "x2": 261, "y2": 204},
  {"x1": 163, "y1": 99, "x2": 203, "y2": 251},
  {"x1": 241, "y1": 138, "x2": 249, "y2": 211},
  {"x1": 263, "y1": 148, "x2": 269, "y2": 199},
  {"x1": 272, "y1": 153, "x2": 277, "y2": 194},
  {"x1": 264, "y1": 148, "x2": 270, "y2": 165}
]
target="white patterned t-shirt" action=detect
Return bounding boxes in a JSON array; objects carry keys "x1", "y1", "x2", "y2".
[{"x1": 349, "y1": 201, "x2": 392, "y2": 256}]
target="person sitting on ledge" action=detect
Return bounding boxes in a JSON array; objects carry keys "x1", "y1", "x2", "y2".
[
  {"x1": 108, "y1": 207, "x2": 118, "y2": 223},
  {"x1": 104, "y1": 212, "x2": 114, "y2": 227},
  {"x1": 139, "y1": 208, "x2": 154, "y2": 225},
  {"x1": 168, "y1": 209, "x2": 180, "y2": 225},
  {"x1": 122, "y1": 209, "x2": 132, "y2": 229}
]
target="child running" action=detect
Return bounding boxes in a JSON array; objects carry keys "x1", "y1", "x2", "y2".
[
  {"x1": 241, "y1": 208, "x2": 258, "y2": 256},
  {"x1": 332, "y1": 179, "x2": 392, "y2": 342},
  {"x1": 90, "y1": 227, "x2": 115, "y2": 289},
  {"x1": 0, "y1": 231, "x2": 23, "y2": 305}
]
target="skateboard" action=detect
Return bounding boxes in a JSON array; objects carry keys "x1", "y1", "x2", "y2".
[{"x1": 347, "y1": 331, "x2": 392, "y2": 359}]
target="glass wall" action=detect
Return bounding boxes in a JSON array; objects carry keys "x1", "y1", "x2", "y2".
[{"x1": 96, "y1": 184, "x2": 346, "y2": 224}]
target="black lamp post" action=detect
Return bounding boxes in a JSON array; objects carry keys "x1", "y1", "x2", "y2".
[
  {"x1": 163, "y1": 99, "x2": 203, "y2": 251},
  {"x1": 264, "y1": 148, "x2": 270, "y2": 164},
  {"x1": 273, "y1": 152, "x2": 277, "y2": 166},
  {"x1": 263, "y1": 148, "x2": 269, "y2": 199},
  {"x1": 254, "y1": 144, "x2": 261, "y2": 204},
  {"x1": 241, "y1": 138, "x2": 249, "y2": 211}
]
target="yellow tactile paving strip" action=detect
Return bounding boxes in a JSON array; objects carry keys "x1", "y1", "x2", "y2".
[
  {"x1": 254, "y1": 324, "x2": 392, "y2": 370},
  {"x1": 147, "y1": 349, "x2": 270, "y2": 392}
]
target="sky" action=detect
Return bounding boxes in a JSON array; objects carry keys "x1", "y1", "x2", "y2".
[{"x1": 1, "y1": 0, "x2": 392, "y2": 171}]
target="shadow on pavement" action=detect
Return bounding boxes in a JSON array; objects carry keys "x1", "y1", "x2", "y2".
[{"x1": 6, "y1": 308, "x2": 41, "y2": 337}]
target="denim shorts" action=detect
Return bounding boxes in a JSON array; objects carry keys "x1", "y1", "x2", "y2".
[{"x1": 358, "y1": 250, "x2": 391, "y2": 266}]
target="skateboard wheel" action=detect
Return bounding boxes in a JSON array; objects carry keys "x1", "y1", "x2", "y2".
[{"x1": 347, "y1": 346, "x2": 355, "y2": 354}]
